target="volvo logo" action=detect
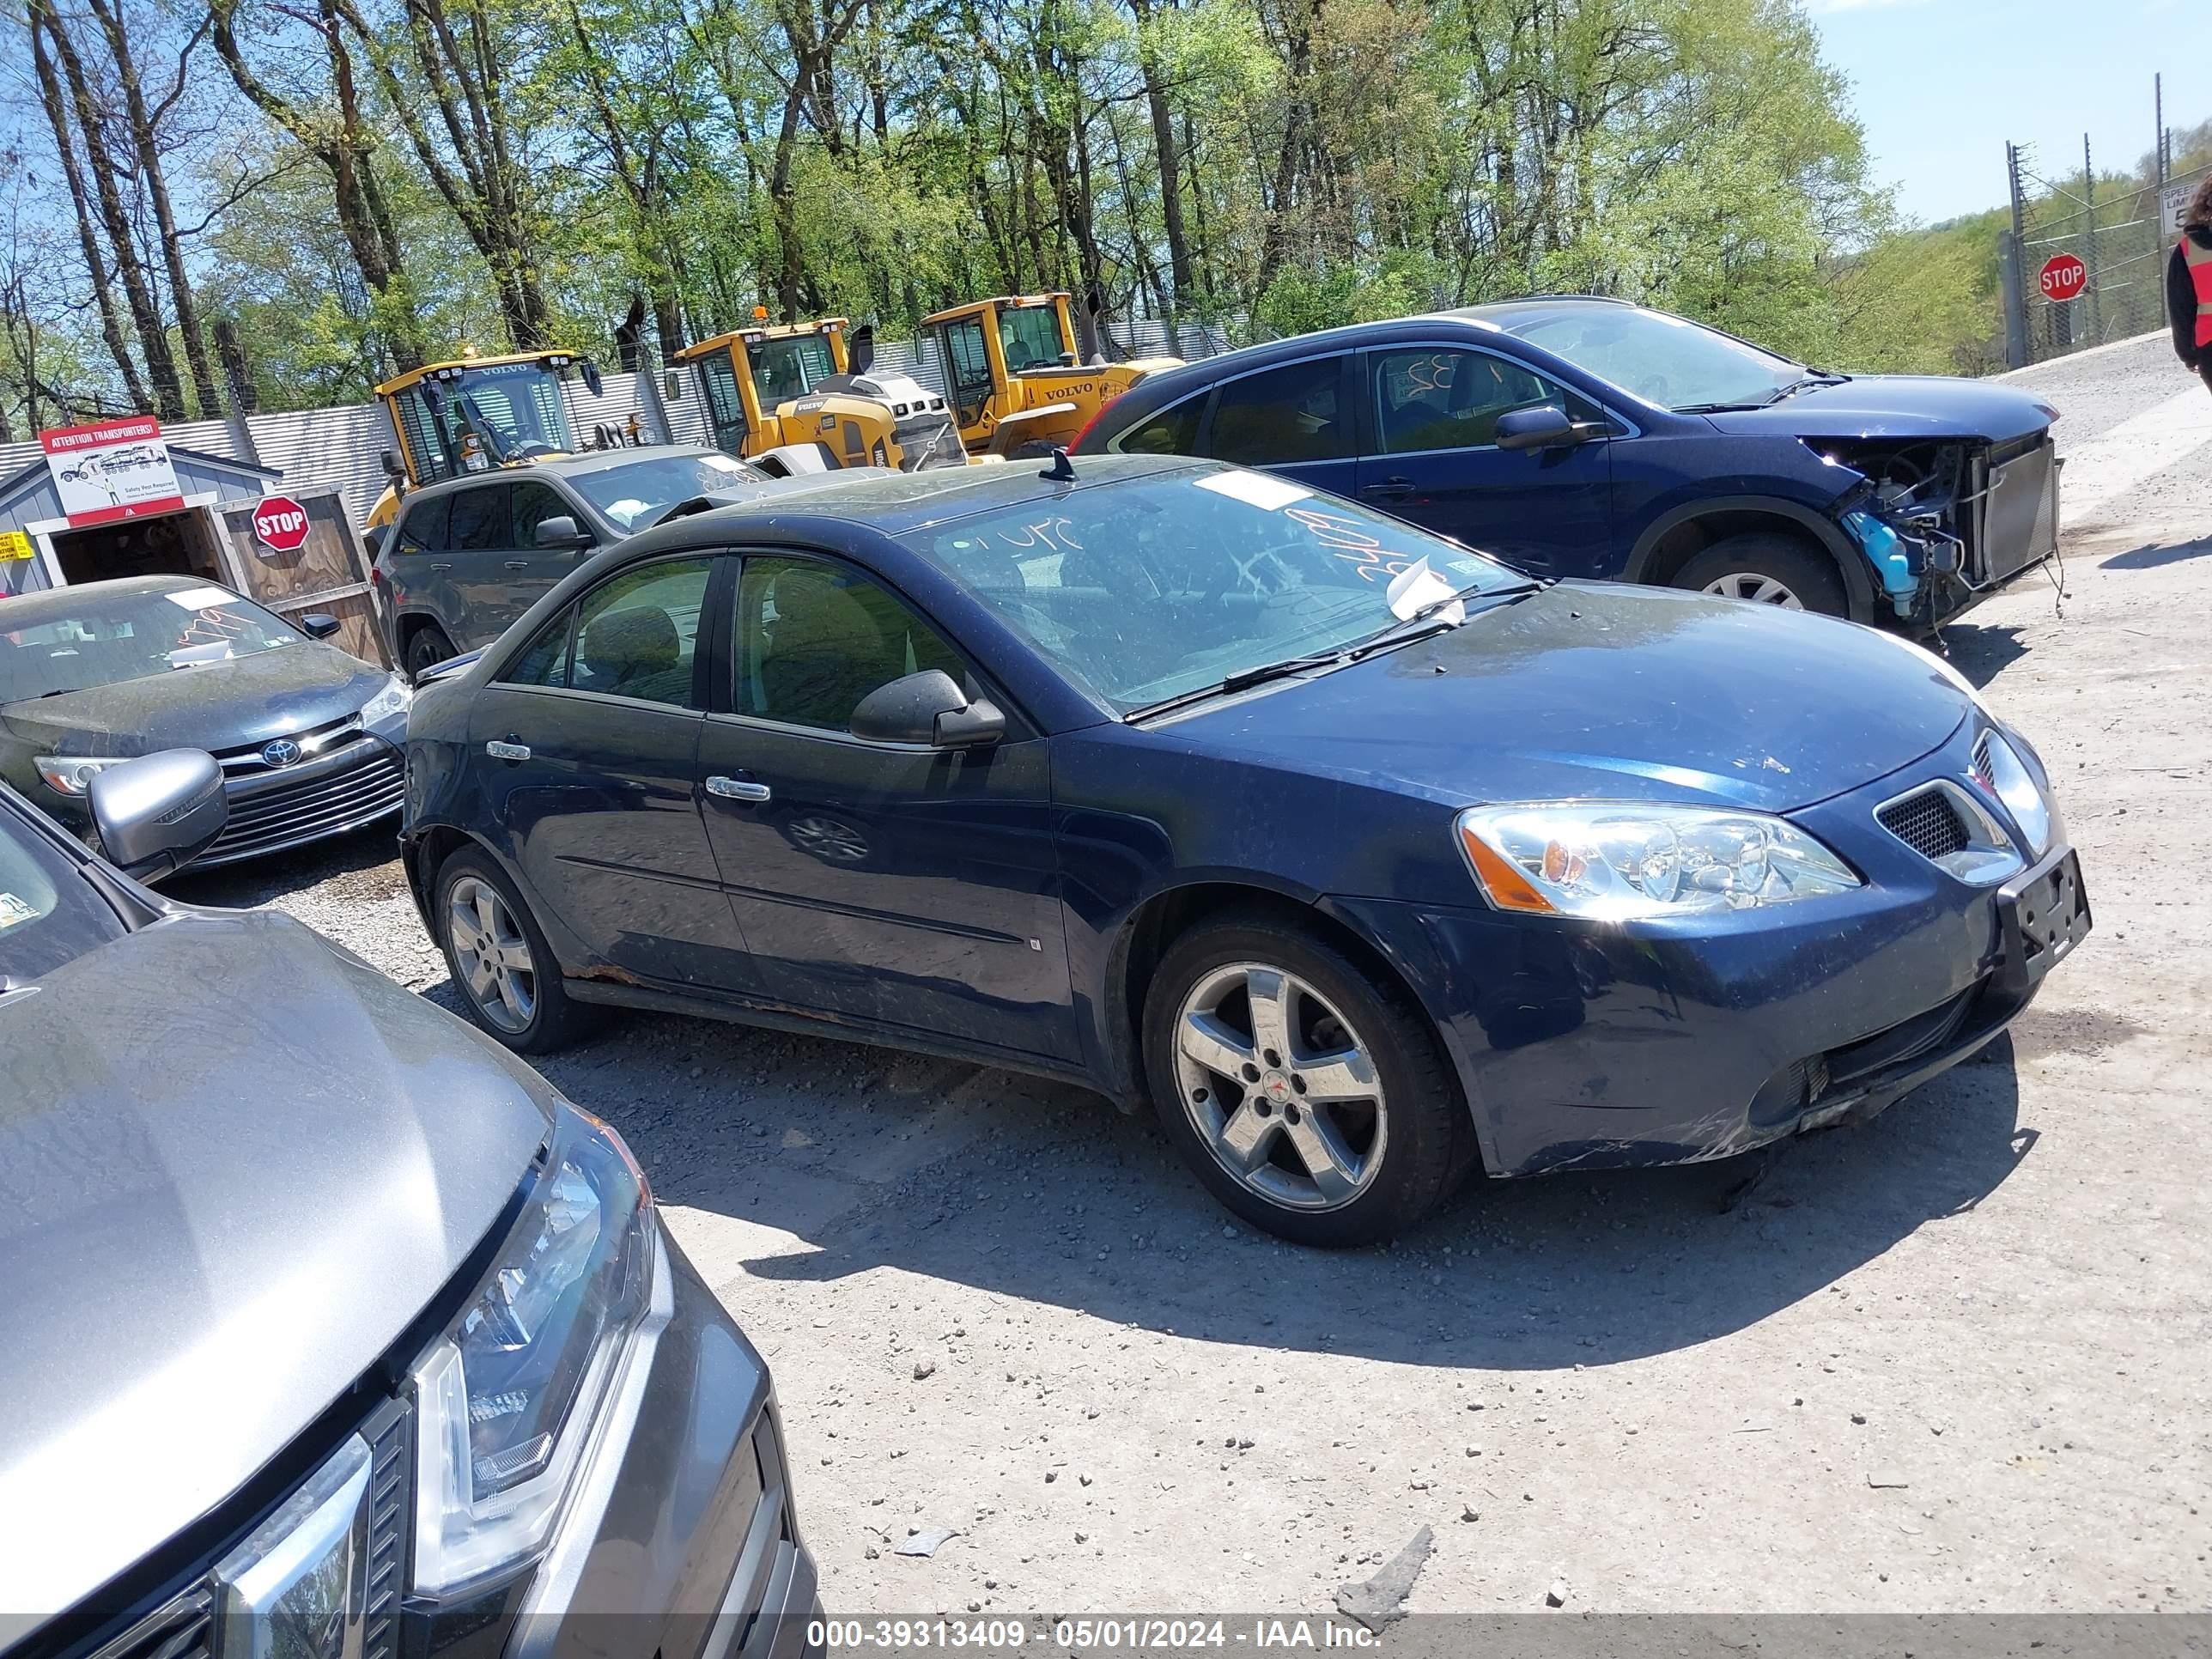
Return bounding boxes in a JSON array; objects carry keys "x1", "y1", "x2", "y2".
[{"x1": 261, "y1": 738, "x2": 303, "y2": 768}]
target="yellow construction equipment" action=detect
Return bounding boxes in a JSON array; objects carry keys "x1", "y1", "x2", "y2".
[
  {"x1": 673, "y1": 314, "x2": 965, "y2": 474},
  {"x1": 366, "y1": 349, "x2": 619, "y2": 532},
  {"x1": 922, "y1": 292, "x2": 1181, "y2": 457}
]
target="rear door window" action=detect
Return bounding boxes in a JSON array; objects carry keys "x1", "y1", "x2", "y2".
[
  {"x1": 447, "y1": 484, "x2": 512, "y2": 551},
  {"x1": 1113, "y1": 398, "x2": 1204, "y2": 455},
  {"x1": 501, "y1": 607, "x2": 576, "y2": 688},
  {"x1": 1201, "y1": 357, "x2": 1352, "y2": 465},
  {"x1": 396, "y1": 495, "x2": 451, "y2": 554}
]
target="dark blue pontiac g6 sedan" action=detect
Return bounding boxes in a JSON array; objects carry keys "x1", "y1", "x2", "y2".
[{"x1": 400, "y1": 455, "x2": 2088, "y2": 1245}]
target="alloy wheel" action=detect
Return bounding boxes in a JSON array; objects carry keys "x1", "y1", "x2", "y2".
[
  {"x1": 447, "y1": 875, "x2": 538, "y2": 1034},
  {"x1": 1701, "y1": 572, "x2": 1804, "y2": 608},
  {"x1": 1172, "y1": 962, "x2": 1388, "y2": 1212}
]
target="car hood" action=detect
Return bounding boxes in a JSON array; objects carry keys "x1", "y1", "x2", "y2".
[
  {"x1": 1701, "y1": 374, "x2": 2051, "y2": 445},
  {"x1": 0, "y1": 643, "x2": 387, "y2": 757},
  {"x1": 0, "y1": 908, "x2": 551, "y2": 1627},
  {"x1": 1166, "y1": 583, "x2": 1971, "y2": 813}
]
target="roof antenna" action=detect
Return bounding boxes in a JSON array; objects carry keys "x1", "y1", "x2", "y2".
[{"x1": 1039, "y1": 446, "x2": 1076, "y2": 483}]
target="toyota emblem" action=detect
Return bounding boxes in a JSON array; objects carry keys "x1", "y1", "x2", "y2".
[{"x1": 262, "y1": 738, "x2": 303, "y2": 768}]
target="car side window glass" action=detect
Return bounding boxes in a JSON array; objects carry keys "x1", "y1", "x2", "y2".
[
  {"x1": 940, "y1": 317, "x2": 995, "y2": 421},
  {"x1": 1202, "y1": 357, "x2": 1351, "y2": 466},
  {"x1": 501, "y1": 606, "x2": 575, "y2": 689},
  {"x1": 1372, "y1": 349, "x2": 1601, "y2": 454},
  {"x1": 510, "y1": 482, "x2": 574, "y2": 548},
  {"x1": 568, "y1": 559, "x2": 713, "y2": 708},
  {"x1": 447, "y1": 484, "x2": 512, "y2": 551},
  {"x1": 1114, "y1": 397, "x2": 1203, "y2": 455},
  {"x1": 396, "y1": 495, "x2": 450, "y2": 554},
  {"x1": 737, "y1": 556, "x2": 965, "y2": 734}
]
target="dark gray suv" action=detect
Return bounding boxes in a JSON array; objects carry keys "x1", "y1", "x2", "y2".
[
  {"x1": 374, "y1": 447, "x2": 838, "y2": 678},
  {"x1": 0, "y1": 755, "x2": 819, "y2": 1658}
]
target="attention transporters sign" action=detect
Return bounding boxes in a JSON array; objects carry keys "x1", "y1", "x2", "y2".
[{"x1": 40, "y1": 416, "x2": 185, "y2": 526}]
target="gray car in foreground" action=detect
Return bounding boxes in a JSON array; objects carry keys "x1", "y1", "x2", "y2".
[{"x1": 0, "y1": 757, "x2": 817, "y2": 1658}]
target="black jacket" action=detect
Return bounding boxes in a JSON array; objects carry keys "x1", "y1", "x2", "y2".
[{"x1": 2170, "y1": 224, "x2": 2212, "y2": 368}]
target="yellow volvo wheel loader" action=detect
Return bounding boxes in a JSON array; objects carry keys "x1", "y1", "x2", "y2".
[
  {"x1": 365, "y1": 350, "x2": 621, "y2": 533},
  {"x1": 674, "y1": 313, "x2": 966, "y2": 475},
  {"x1": 921, "y1": 291, "x2": 1182, "y2": 458}
]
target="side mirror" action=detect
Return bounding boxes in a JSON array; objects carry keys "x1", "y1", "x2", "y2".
[
  {"x1": 848, "y1": 669, "x2": 1005, "y2": 748},
  {"x1": 850, "y1": 324, "x2": 876, "y2": 376},
  {"x1": 380, "y1": 447, "x2": 406, "y2": 483},
  {"x1": 299, "y1": 612, "x2": 342, "y2": 640},
  {"x1": 1494, "y1": 405, "x2": 1583, "y2": 451},
  {"x1": 88, "y1": 750, "x2": 227, "y2": 880},
  {"x1": 581, "y1": 360, "x2": 605, "y2": 398},
  {"x1": 534, "y1": 514, "x2": 592, "y2": 550}
]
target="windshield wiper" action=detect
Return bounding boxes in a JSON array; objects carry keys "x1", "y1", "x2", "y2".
[
  {"x1": 1761, "y1": 371, "x2": 1850, "y2": 405},
  {"x1": 1122, "y1": 582, "x2": 1540, "y2": 724}
]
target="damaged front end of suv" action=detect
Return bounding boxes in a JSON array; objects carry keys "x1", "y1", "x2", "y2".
[{"x1": 1820, "y1": 427, "x2": 2063, "y2": 631}]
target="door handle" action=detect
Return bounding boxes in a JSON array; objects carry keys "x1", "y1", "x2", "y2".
[
  {"x1": 705, "y1": 775, "x2": 771, "y2": 803},
  {"x1": 427, "y1": 562, "x2": 453, "y2": 572},
  {"x1": 486, "y1": 739, "x2": 531, "y2": 762},
  {"x1": 503, "y1": 559, "x2": 531, "y2": 571},
  {"x1": 1364, "y1": 477, "x2": 1414, "y2": 499}
]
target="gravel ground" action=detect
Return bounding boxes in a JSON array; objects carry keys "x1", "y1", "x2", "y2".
[{"x1": 173, "y1": 333, "x2": 2212, "y2": 1616}]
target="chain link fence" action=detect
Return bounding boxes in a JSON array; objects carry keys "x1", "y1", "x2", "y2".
[{"x1": 2002, "y1": 132, "x2": 2209, "y2": 366}]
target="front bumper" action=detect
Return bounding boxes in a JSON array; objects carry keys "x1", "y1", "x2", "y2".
[
  {"x1": 415, "y1": 1231, "x2": 820, "y2": 1659},
  {"x1": 1332, "y1": 747, "x2": 2087, "y2": 1178}
]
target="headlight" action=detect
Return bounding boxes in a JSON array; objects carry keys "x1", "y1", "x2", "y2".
[
  {"x1": 1974, "y1": 732, "x2": 2051, "y2": 856},
  {"x1": 33, "y1": 755, "x2": 130, "y2": 797},
  {"x1": 410, "y1": 1103, "x2": 653, "y2": 1594},
  {"x1": 361, "y1": 674, "x2": 411, "y2": 725},
  {"x1": 1457, "y1": 803, "x2": 1861, "y2": 920}
]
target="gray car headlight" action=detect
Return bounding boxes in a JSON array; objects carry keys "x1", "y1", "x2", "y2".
[
  {"x1": 1973, "y1": 732, "x2": 2051, "y2": 856},
  {"x1": 1457, "y1": 802, "x2": 1861, "y2": 920},
  {"x1": 33, "y1": 755, "x2": 131, "y2": 796},
  {"x1": 361, "y1": 674, "x2": 411, "y2": 726},
  {"x1": 410, "y1": 1103, "x2": 653, "y2": 1594}
]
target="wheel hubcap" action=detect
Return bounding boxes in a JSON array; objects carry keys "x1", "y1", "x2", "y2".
[
  {"x1": 1703, "y1": 572, "x2": 1803, "y2": 608},
  {"x1": 447, "y1": 876, "x2": 537, "y2": 1034},
  {"x1": 1173, "y1": 963, "x2": 1387, "y2": 1212}
]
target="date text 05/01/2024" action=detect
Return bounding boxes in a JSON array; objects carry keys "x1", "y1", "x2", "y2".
[{"x1": 807, "y1": 1620, "x2": 1382, "y2": 1650}]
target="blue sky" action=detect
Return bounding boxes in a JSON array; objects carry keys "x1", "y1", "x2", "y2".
[{"x1": 1808, "y1": 0, "x2": 2196, "y2": 225}]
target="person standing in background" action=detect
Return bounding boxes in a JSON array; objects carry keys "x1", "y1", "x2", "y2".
[{"x1": 2168, "y1": 174, "x2": 2212, "y2": 397}]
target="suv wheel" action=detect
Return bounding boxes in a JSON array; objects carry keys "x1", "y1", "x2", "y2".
[
  {"x1": 434, "y1": 847, "x2": 598, "y2": 1053},
  {"x1": 1674, "y1": 532, "x2": 1848, "y2": 617},
  {"x1": 404, "y1": 622, "x2": 459, "y2": 681},
  {"x1": 1141, "y1": 913, "x2": 1470, "y2": 1246}
]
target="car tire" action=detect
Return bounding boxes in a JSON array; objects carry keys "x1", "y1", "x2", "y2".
[
  {"x1": 434, "y1": 846, "x2": 599, "y2": 1054},
  {"x1": 1141, "y1": 911, "x2": 1471, "y2": 1247},
  {"x1": 1674, "y1": 533, "x2": 1849, "y2": 617},
  {"x1": 404, "y1": 623, "x2": 459, "y2": 682}
]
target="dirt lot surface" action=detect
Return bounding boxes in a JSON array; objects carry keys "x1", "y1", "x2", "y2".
[{"x1": 176, "y1": 332, "x2": 2212, "y2": 1616}]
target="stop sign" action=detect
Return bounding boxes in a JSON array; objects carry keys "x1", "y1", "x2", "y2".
[
  {"x1": 2039, "y1": 252, "x2": 2088, "y2": 304},
  {"x1": 252, "y1": 494, "x2": 311, "y2": 554}
]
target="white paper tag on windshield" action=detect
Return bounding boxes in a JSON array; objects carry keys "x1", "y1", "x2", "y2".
[
  {"x1": 162, "y1": 586, "x2": 236, "y2": 611},
  {"x1": 1194, "y1": 470, "x2": 1310, "y2": 511},
  {"x1": 700, "y1": 454, "x2": 750, "y2": 474},
  {"x1": 1386, "y1": 556, "x2": 1465, "y2": 623},
  {"x1": 0, "y1": 892, "x2": 37, "y2": 930}
]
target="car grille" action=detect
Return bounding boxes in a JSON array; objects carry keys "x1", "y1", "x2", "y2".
[
  {"x1": 1878, "y1": 787, "x2": 1971, "y2": 861},
  {"x1": 56, "y1": 1403, "x2": 409, "y2": 1659},
  {"x1": 211, "y1": 714, "x2": 364, "y2": 776},
  {"x1": 202, "y1": 742, "x2": 404, "y2": 865}
]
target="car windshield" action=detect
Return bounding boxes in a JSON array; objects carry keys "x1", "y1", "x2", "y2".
[
  {"x1": 570, "y1": 453, "x2": 768, "y2": 531},
  {"x1": 1494, "y1": 304, "x2": 1803, "y2": 410},
  {"x1": 0, "y1": 585, "x2": 301, "y2": 702},
  {"x1": 0, "y1": 805, "x2": 123, "y2": 986},
  {"x1": 902, "y1": 465, "x2": 1528, "y2": 714}
]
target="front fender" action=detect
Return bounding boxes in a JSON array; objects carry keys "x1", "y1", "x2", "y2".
[{"x1": 1625, "y1": 490, "x2": 1877, "y2": 623}]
